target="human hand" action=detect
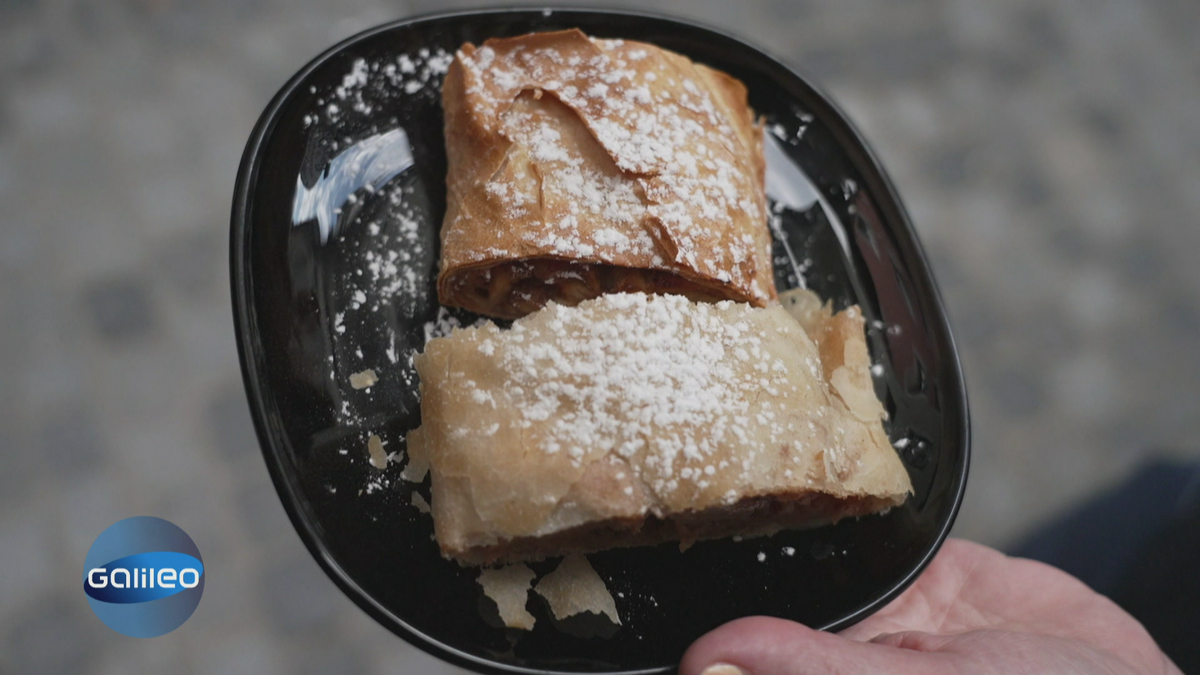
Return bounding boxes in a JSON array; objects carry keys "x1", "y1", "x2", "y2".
[{"x1": 680, "y1": 538, "x2": 1182, "y2": 675}]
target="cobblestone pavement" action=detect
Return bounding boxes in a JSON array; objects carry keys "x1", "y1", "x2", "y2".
[{"x1": 2, "y1": 0, "x2": 1198, "y2": 672}]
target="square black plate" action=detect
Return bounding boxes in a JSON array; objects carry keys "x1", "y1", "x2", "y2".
[{"x1": 231, "y1": 8, "x2": 969, "y2": 674}]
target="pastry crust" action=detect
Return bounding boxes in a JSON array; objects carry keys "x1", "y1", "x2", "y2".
[
  {"x1": 406, "y1": 290, "x2": 911, "y2": 565},
  {"x1": 438, "y1": 29, "x2": 774, "y2": 319}
]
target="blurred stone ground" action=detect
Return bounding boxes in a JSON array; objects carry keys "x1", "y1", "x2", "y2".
[{"x1": 0, "y1": 0, "x2": 1197, "y2": 672}]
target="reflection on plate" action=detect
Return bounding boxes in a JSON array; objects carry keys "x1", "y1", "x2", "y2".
[{"x1": 231, "y1": 9, "x2": 969, "y2": 675}]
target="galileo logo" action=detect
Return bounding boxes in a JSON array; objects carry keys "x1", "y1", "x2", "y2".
[{"x1": 82, "y1": 516, "x2": 204, "y2": 637}]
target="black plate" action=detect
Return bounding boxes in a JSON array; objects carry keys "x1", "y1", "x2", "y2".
[{"x1": 231, "y1": 8, "x2": 969, "y2": 675}]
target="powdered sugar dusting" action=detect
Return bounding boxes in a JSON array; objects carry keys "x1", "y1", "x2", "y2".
[
  {"x1": 325, "y1": 177, "x2": 432, "y2": 432},
  {"x1": 355, "y1": 193, "x2": 426, "y2": 313},
  {"x1": 313, "y1": 47, "x2": 454, "y2": 126},
  {"x1": 495, "y1": 96, "x2": 655, "y2": 262},
  {"x1": 423, "y1": 306, "x2": 488, "y2": 344},
  {"x1": 303, "y1": 48, "x2": 458, "y2": 485},
  {"x1": 481, "y1": 293, "x2": 800, "y2": 495}
]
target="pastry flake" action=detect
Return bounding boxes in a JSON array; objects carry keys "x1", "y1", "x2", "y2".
[
  {"x1": 533, "y1": 554, "x2": 620, "y2": 625},
  {"x1": 477, "y1": 564, "x2": 537, "y2": 630}
]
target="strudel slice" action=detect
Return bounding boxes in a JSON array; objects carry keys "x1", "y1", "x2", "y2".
[
  {"x1": 405, "y1": 290, "x2": 911, "y2": 565},
  {"x1": 437, "y1": 30, "x2": 774, "y2": 319}
]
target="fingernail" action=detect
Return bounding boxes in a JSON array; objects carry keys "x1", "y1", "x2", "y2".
[{"x1": 701, "y1": 665, "x2": 746, "y2": 675}]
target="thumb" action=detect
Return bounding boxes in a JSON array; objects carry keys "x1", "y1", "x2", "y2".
[{"x1": 679, "y1": 616, "x2": 956, "y2": 675}]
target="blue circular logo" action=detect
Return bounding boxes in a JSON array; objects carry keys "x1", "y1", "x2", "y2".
[{"x1": 82, "y1": 516, "x2": 204, "y2": 638}]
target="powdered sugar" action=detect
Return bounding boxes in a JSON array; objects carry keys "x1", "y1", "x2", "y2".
[
  {"x1": 355, "y1": 199, "x2": 426, "y2": 313},
  {"x1": 423, "y1": 305, "x2": 488, "y2": 344},
  {"x1": 494, "y1": 99, "x2": 655, "y2": 261},
  {"x1": 314, "y1": 47, "x2": 453, "y2": 125},
  {"x1": 300, "y1": 49, "x2": 458, "y2": 494},
  {"x1": 481, "y1": 293, "x2": 798, "y2": 493}
]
